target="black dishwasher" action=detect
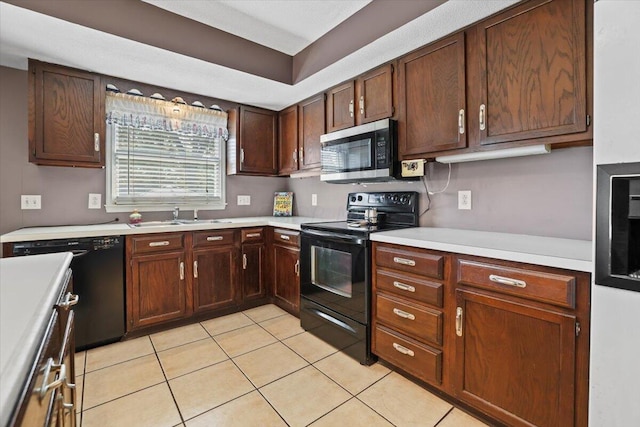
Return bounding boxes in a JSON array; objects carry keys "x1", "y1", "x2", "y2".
[{"x1": 12, "y1": 236, "x2": 125, "y2": 350}]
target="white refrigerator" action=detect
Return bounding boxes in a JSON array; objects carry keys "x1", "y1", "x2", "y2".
[{"x1": 591, "y1": 1, "x2": 640, "y2": 425}]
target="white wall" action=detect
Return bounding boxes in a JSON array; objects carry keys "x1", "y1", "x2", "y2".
[{"x1": 590, "y1": 1, "x2": 640, "y2": 426}]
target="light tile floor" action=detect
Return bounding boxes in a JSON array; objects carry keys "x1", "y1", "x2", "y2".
[{"x1": 74, "y1": 304, "x2": 488, "y2": 427}]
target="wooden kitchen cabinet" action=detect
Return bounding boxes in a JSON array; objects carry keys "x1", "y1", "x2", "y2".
[
  {"x1": 241, "y1": 228, "x2": 266, "y2": 301},
  {"x1": 127, "y1": 234, "x2": 189, "y2": 330},
  {"x1": 227, "y1": 105, "x2": 278, "y2": 175},
  {"x1": 372, "y1": 243, "x2": 447, "y2": 387},
  {"x1": 326, "y1": 64, "x2": 394, "y2": 133},
  {"x1": 297, "y1": 94, "x2": 325, "y2": 171},
  {"x1": 192, "y1": 230, "x2": 240, "y2": 313},
  {"x1": 271, "y1": 228, "x2": 300, "y2": 315},
  {"x1": 28, "y1": 59, "x2": 104, "y2": 167},
  {"x1": 278, "y1": 105, "x2": 299, "y2": 175},
  {"x1": 397, "y1": 33, "x2": 467, "y2": 158},
  {"x1": 477, "y1": 0, "x2": 588, "y2": 145},
  {"x1": 453, "y1": 256, "x2": 591, "y2": 427}
]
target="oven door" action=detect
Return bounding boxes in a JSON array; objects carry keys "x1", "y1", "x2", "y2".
[{"x1": 300, "y1": 229, "x2": 369, "y2": 324}]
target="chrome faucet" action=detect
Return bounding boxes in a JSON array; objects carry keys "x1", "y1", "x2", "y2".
[{"x1": 173, "y1": 206, "x2": 179, "y2": 220}]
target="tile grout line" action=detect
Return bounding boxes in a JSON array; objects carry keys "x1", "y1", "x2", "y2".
[
  {"x1": 433, "y1": 406, "x2": 455, "y2": 427},
  {"x1": 150, "y1": 335, "x2": 187, "y2": 425}
]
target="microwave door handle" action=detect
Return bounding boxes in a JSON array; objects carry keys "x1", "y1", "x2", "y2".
[{"x1": 303, "y1": 229, "x2": 365, "y2": 246}]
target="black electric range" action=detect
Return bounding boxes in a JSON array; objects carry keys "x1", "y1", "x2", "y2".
[{"x1": 299, "y1": 191, "x2": 419, "y2": 365}]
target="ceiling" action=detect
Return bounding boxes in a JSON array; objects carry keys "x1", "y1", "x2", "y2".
[{"x1": 0, "y1": 0, "x2": 519, "y2": 110}]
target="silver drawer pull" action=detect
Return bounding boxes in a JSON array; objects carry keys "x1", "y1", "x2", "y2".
[
  {"x1": 246, "y1": 233, "x2": 261, "y2": 238},
  {"x1": 489, "y1": 274, "x2": 527, "y2": 288},
  {"x1": 149, "y1": 241, "x2": 170, "y2": 247},
  {"x1": 180, "y1": 262, "x2": 184, "y2": 280},
  {"x1": 280, "y1": 234, "x2": 291, "y2": 241},
  {"x1": 393, "y1": 308, "x2": 416, "y2": 320},
  {"x1": 393, "y1": 281, "x2": 415, "y2": 293},
  {"x1": 193, "y1": 261, "x2": 198, "y2": 278},
  {"x1": 207, "y1": 236, "x2": 224, "y2": 241},
  {"x1": 36, "y1": 358, "x2": 66, "y2": 399},
  {"x1": 393, "y1": 257, "x2": 416, "y2": 267},
  {"x1": 392, "y1": 343, "x2": 415, "y2": 357},
  {"x1": 57, "y1": 292, "x2": 79, "y2": 310}
]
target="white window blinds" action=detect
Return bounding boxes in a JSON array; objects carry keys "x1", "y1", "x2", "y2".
[{"x1": 105, "y1": 92, "x2": 229, "y2": 211}]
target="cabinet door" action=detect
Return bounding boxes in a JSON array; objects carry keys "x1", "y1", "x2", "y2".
[
  {"x1": 478, "y1": 0, "x2": 587, "y2": 145},
  {"x1": 298, "y1": 94, "x2": 325, "y2": 170},
  {"x1": 397, "y1": 33, "x2": 467, "y2": 157},
  {"x1": 454, "y1": 289, "x2": 576, "y2": 427},
  {"x1": 238, "y1": 105, "x2": 278, "y2": 174},
  {"x1": 273, "y1": 244, "x2": 300, "y2": 314},
  {"x1": 356, "y1": 63, "x2": 394, "y2": 125},
  {"x1": 130, "y1": 251, "x2": 187, "y2": 328},
  {"x1": 326, "y1": 81, "x2": 355, "y2": 132},
  {"x1": 278, "y1": 105, "x2": 299, "y2": 175},
  {"x1": 193, "y1": 246, "x2": 238, "y2": 313},
  {"x1": 242, "y1": 242, "x2": 266, "y2": 300},
  {"x1": 29, "y1": 60, "x2": 103, "y2": 167}
]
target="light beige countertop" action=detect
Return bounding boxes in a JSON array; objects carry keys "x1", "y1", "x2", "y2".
[
  {"x1": 371, "y1": 227, "x2": 592, "y2": 272},
  {"x1": 0, "y1": 216, "x2": 329, "y2": 243},
  {"x1": 0, "y1": 252, "x2": 73, "y2": 426}
]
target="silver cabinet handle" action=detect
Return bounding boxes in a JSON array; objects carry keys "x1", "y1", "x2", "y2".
[
  {"x1": 393, "y1": 281, "x2": 415, "y2": 293},
  {"x1": 299, "y1": 146, "x2": 304, "y2": 164},
  {"x1": 240, "y1": 148, "x2": 245, "y2": 164},
  {"x1": 456, "y1": 307, "x2": 463, "y2": 337},
  {"x1": 489, "y1": 274, "x2": 527, "y2": 288},
  {"x1": 94, "y1": 133, "x2": 100, "y2": 152},
  {"x1": 393, "y1": 256, "x2": 416, "y2": 267},
  {"x1": 349, "y1": 99, "x2": 354, "y2": 118},
  {"x1": 246, "y1": 233, "x2": 261, "y2": 238},
  {"x1": 149, "y1": 241, "x2": 170, "y2": 247},
  {"x1": 479, "y1": 104, "x2": 486, "y2": 131},
  {"x1": 180, "y1": 261, "x2": 184, "y2": 280},
  {"x1": 393, "y1": 308, "x2": 416, "y2": 320},
  {"x1": 207, "y1": 236, "x2": 224, "y2": 241},
  {"x1": 243, "y1": 253, "x2": 247, "y2": 270},
  {"x1": 36, "y1": 358, "x2": 66, "y2": 399},
  {"x1": 193, "y1": 260, "x2": 198, "y2": 278},
  {"x1": 458, "y1": 109, "x2": 465, "y2": 135},
  {"x1": 57, "y1": 292, "x2": 79, "y2": 310},
  {"x1": 280, "y1": 234, "x2": 291, "y2": 241},
  {"x1": 392, "y1": 343, "x2": 415, "y2": 357},
  {"x1": 293, "y1": 149, "x2": 298, "y2": 164},
  {"x1": 294, "y1": 259, "x2": 300, "y2": 276},
  {"x1": 359, "y1": 95, "x2": 365, "y2": 115}
]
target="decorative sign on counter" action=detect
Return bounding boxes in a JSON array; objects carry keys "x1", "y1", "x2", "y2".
[{"x1": 273, "y1": 192, "x2": 293, "y2": 216}]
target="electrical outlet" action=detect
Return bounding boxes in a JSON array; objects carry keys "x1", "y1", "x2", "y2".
[
  {"x1": 21, "y1": 195, "x2": 41, "y2": 210},
  {"x1": 312, "y1": 194, "x2": 318, "y2": 206},
  {"x1": 88, "y1": 193, "x2": 102, "y2": 209},
  {"x1": 458, "y1": 190, "x2": 472, "y2": 210},
  {"x1": 237, "y1": 195, "x2": 251, "y2": 206}
]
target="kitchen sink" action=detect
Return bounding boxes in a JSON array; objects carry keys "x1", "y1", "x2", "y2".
[
  {"x1": 128, "y1": 219, "x2": 232, "y2": 228},
  {"x1": 176, "y1": 219, "x2": 232, "y2": 224}
]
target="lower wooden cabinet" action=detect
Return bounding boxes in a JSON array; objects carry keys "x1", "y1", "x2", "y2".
[
  {"x1": 193, "y1": 247, "x2": 238, "y2": 313},
  {"x1": 241, "y1": 228, "x2": 266, "y2": 301},
  {"x1": 271, "y1": 228, "x2": 300, "y2": 314},
  {"x1": 129, "y1": 250, "x2": 188, "y2": 329}
]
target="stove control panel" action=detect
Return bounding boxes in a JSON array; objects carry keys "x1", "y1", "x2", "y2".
[{"x1": 347, "y1": 192, "x2": 418, "y2": 210}]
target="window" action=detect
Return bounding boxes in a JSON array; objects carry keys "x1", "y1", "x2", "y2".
[{"x1": 105, "y1": 92, "x2": 228, "y2": 212}]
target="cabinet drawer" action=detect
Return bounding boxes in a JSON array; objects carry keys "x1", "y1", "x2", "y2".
[
  {"x1": 376, "y1": 268, "x2": 443, "y2": 308},
  {"x1": 273, "y1": 228, "x2": 300, "y2": 246},
  {"x1": 376, "y1": 293, "x2": 442, "y2": 345},
  {"x1": 376, "y1": 244, "x2": 443, "y2": 279},
  {"x1": 193, "y1": 230, "x2": 236, "y2": 247},
  {"x1": 242, "y1": 227, "x2": 264, "y2": 243},
  {"x1": 457, "y1": 258, "x2": 576, "y2": 309},
  {"x1": 130, "y1": 233, "x2": 184, "y2": 254},
  {"x1": 374, "y1": 325, "x2": 442, "y2": 385}
]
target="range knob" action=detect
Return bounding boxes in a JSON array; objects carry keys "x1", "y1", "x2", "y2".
[
  {"x1": 401, "y1": 196, "x2": 408, "y2": 204},
  {"x1": 357, "y1": 195, "x2": 363, "y2": 201},
  {"x1": 350, "y1": 196, "x2": 357, "y2": 203}
]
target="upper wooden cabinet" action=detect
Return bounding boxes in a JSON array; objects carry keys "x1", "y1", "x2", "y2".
[
  {"x1": 326, "y1": 63, "x2": 394, "y2": 133},
  {"x1": 227, "y1": 105, "x2": 278, "y2": 175},
  {"x1": 477, "y1": 0, "x2": 588, "y2": 145},
  {"x1": 397, "y1": 33, "x2": 467, "y2": 158},
  {"x1": 28, "y1": 59, "x2": 104, "y2": 167},
  {"x1": 298, "y1": 94, "x2": 325, "y2": 171},
  {"x1": 278, "y1": 104, "x2": 299, "y2": 175}
]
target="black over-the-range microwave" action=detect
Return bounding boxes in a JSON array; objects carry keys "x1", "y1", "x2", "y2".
[
  {"x1": 596, "y1": 162, "x2": 640, "y2": 292},
  {"x1": 320, "y1": 119, "x2": 402, "y2": 184}
]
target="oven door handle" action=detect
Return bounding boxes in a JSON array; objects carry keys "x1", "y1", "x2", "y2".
[{"x1": 303, "y1": 229, "x2": 366, "y2": 246}]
